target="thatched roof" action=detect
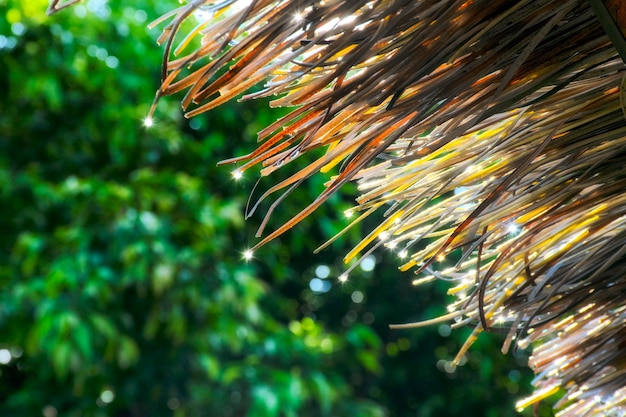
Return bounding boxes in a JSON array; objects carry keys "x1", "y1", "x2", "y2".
[{"x1": 49, "y1": 1, "x2": 626, "y2": 414}]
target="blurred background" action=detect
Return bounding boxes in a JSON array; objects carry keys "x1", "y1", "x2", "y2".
[{"x1": 0, "y1": 0, "x2": 547, "y2": 416}]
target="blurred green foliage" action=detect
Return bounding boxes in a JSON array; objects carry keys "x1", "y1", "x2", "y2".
[{"x1": 0, "y1": 1, "x2": 549, "y2": 416}]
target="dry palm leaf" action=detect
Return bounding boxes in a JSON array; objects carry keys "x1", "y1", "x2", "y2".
[
  {"x1": 46, "y1": 0, "x2": 81, "y2": 15},
  {"x1": 48, "y1": 0, "x2": 626, "y2": 415}
]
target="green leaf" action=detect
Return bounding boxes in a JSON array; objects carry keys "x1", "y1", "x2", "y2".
[
  {"x1": 52, "y1": 342, "x2": 71, "y2": 378},
  {"x1": 116, "y1": 336, "x2": 139, "y2": 369},
  {"x1": 73, "y1": 322, "x2": 92, "y2": 359},
  {"x1": 357, "y1": 350, "x2": 382, "y2": 375},
  {"x1": 198, "y1": 354, "x2": 220, "y2": 381},
  {"x1": 309, "y1": 372, "x2": 332, "y2": 414},
  {"x1": 250, "y1": 385, "x2": 279, "y2": 417},
  {"x1": 346, "y1": 324, "x2": 382, "y2": 349},
  {"x1": 90, "y1": 314, "x2": 117, "y2": 339}
]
